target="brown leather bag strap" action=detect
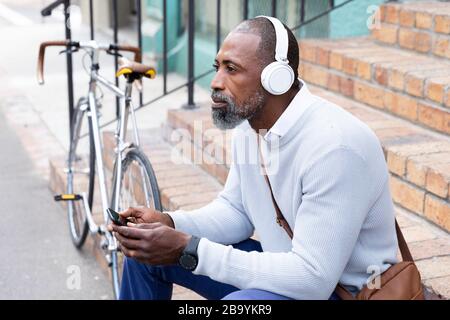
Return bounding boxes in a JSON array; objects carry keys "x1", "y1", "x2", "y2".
[
  {"x1": 257, "y1": 137, "x2": 294, "y2": 239},
  {"x1": 396, "y1": 220, "x2": 413, "y2": 262},
  {"x1": 262, "y1": 170, "x2": 294, "y2": 239}
]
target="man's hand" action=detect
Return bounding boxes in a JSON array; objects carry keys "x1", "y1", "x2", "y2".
[
  {"x1": 118, "y1": 207, "x2": 174, "y2": 228},
  {"x1": 109, "y1": 223, "x2": 191, "y2": 265}
]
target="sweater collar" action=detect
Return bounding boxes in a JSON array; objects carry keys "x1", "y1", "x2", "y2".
[{"x1": 263, "y1": 79, "x2": 316, "y2": 143}]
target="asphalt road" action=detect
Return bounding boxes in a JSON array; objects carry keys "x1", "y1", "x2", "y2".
[{"x1": 0, "y1": 108, "x2": 112, "y2": 300}]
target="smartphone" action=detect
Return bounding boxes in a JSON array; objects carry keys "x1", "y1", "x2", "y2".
[{"x1": 107, "y1": 208, "x2": 128, "y2": 226}]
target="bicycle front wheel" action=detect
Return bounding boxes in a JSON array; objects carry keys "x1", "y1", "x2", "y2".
[
  {"x1": 111, "y1": 146, "x2": 162, "y2": 215},
  {"x1": 110, "y1": 147, "x2": 162, "y2": 299},
  {"x1": 67, "y1": 97, "x2": 96, "y2": 248}
]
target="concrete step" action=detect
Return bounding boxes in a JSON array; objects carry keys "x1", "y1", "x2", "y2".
[
  {"x1": 164, "y1": 86, "x2": 450, "y2": 234},
  {"x1": 298, "y1": 37, "x2": 450, "y2": 135},
  {"x1": 374, "y1": 1, "x2": 450, "y2": 59}
]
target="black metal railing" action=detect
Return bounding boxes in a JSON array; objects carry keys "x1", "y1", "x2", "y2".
[
  {"x1": 41, "y1": 0, "x2": 372, "y2": 133},
  {"x1": 89, "y1": 0, "x2": 94, "y2": 40},
  {"x1": 41, "y1": 0, "x2": 74, "y2": 138},
  {"x1": 185, "y1": 0, "x2": 197, "y2": 109}
]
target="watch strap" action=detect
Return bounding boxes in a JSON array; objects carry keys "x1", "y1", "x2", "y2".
[{"x1": 183, "y1": 235, "x2": 201, "y2": 256}]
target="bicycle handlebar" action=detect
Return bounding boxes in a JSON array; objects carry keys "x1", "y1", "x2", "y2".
[
  {"x1": 37, "y1": 40, "x2": 72, "y2": 85},
  {"x1": 37, "y1": 40, "x2": 142, "y2": 85}
]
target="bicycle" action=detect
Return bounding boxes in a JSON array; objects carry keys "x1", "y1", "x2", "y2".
[{"x1": 37, "y1": 40, "x2": 163, "y2": 299}]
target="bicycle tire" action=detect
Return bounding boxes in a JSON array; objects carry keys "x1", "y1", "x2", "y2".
[
  {"x1": 67, "y1": 97, "x2": 96, "y2": 248},
  {"x1": 110, "y1": 147, "x2": 162, "y2": 299}
]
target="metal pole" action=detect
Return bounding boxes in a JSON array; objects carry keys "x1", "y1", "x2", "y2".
[
  {"x1": 300, "y1": 0, "x2": 305, "y2": 23},
  {"x1": 112, "y1": 0, "x2": 120, "y2": 117},
  {"x1": 64, "y1": 0, "x2": 75, "y2": 139},
  {"x1": 272, "y1": 0, "x2": 277, "y2": 17},
  {"x1": 243, "y1": 0, "x2": 248, "y2": 20},
  {"x1": 89, "y1": 0, "x2": 94, "y2": 40},
  {"x1": 183, "y1": 0, "x2": 196, "y2": 109},
  {"x1": 163, "y1": 0, "x2": 168, "y2": 95},
  {"x1": 216, "y1": 0, "x2": 221, "y2": 53},
  {"x1": 137, "y1": 0, "x2": 144, "y2": 105}
]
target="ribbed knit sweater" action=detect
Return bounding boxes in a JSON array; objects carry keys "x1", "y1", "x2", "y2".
[{"x1": 169, "y1": 84, "x2": 398, "y2": 300}]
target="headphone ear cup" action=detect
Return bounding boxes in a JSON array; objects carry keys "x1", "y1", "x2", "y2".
[{"x1": 261, "y1": 62, "x2": 295, "y2": 95}]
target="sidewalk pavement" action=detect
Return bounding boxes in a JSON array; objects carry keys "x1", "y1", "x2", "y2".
[{"x1": 0, "y1": 103, "x2": 112, "y2": 299}]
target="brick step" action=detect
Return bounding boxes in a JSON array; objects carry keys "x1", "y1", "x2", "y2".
[
  {"x1": 374, "y1": 1, "x2": 450, "y2": 59},
  {"x1": 164, "y1": 86, "x2": 450, "y2": 234},
  {"x1": 163, "y1": 107, "x2": 231, "y2": 186},
  {"x1": 162, "y1": 106, "x2": 450, "y2": 298},
  {"x1": 48, "y1": 127, "x2": 450, "y2": 299},
  {"x1": 299, "y1": 38, "x2": 450, "y2": 135},
  {"x1": 102, "y1": 130, "x2": 223, "y2": 212}
]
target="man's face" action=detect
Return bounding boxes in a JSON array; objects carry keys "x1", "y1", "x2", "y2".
[{"x1": 210, "y1": 32, "x2": 267, "y2": 130}]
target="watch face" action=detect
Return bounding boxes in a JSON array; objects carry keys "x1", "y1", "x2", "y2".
[{"x1": 180, "y1": 254, "x2": 197, "y2": 271}]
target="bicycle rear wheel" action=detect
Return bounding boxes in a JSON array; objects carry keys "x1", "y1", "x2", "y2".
[
  {"x1": 110, "y1": 147, "x2": 162, "y2": 299},
  {"x1": 67, "y1": 98, "x2": 96, "y2": 248}
]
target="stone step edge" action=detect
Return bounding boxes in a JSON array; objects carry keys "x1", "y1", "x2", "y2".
[{"x1": 299, "y1": 59, "x2": 450, "y2": 136}]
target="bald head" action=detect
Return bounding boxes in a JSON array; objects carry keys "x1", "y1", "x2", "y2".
[{"x1": 232, "y1": 17, "x2": 300, "y2": 89}]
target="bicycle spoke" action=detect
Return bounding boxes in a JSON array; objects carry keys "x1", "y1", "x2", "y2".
[
  {"x1": 116, "y1": 153, "x2": 159, "y2": 212},
  {"x1": 140, "y1": 166, "x2": 151, "y2": 208}
]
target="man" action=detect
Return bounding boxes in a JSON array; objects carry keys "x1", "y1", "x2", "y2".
[{"x1": 109, "y1": 17, "x2": 398, "y2": 300}]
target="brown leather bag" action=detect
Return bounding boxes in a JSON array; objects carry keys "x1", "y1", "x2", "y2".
[{"x1": 257, "y1": 139, "x2": 424, "y2": 300}]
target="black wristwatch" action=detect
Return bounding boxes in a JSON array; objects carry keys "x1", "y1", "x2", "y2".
[{"x1": 179, "y1": 235, "x2": 201, "y2": 271}]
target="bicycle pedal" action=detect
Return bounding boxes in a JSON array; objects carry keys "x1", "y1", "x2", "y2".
[{"x1": 54, "y1": 194, "x2": 82, "y2": 202}]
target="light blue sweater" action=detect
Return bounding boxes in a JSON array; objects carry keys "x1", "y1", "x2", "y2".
[{"x1": 169, "y1": 84, "x2": 398, "y2": 300}]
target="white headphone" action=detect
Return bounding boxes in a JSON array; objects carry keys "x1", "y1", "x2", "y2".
[{"x1": 258, "y1": 16, "x2": 295, "y2": 95}]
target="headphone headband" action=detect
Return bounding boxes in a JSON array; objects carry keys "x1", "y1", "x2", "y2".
[{"x1": 256, "y1": 15, "x2": 289, "y2": 64}]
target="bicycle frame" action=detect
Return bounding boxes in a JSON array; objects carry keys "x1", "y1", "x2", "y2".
[{"x1": 69, "y1": 42, "x2": 144, "y2": 252}]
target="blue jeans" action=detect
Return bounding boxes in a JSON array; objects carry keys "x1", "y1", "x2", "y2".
[{"x1": 119, "y1": 238, "x2": 340, "y2": 300}]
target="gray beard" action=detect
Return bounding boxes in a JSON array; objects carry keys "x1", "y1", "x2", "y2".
[{"x1": 211, "y1": 90, "x2": 265, "y2": 130}]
